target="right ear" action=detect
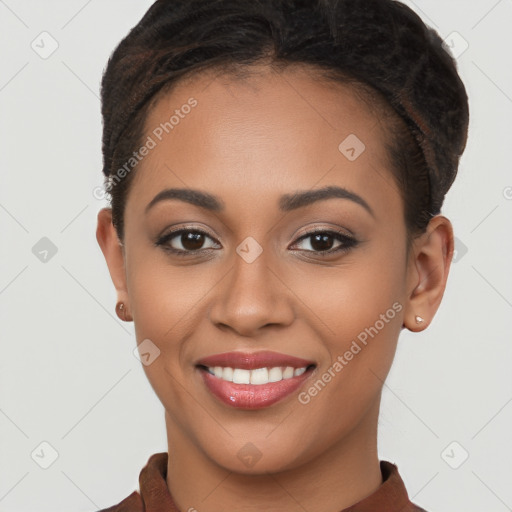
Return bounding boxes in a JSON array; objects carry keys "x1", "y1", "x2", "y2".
[{"x1": 96, "y1": 208, "x2": 129, "y2": 305}]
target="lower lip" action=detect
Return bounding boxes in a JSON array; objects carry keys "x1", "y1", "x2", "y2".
[{"x1": 198, "y1": 367, "x2": 314, "y2": 409}]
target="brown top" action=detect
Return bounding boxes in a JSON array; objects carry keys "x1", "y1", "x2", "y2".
[{"x1": 98, "y1": 452, "x2": 427, "y2": 512}]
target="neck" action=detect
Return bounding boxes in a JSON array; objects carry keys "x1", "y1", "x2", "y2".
[{"x1": 165, "y1": 400, "x2": 382, "y2": 512}]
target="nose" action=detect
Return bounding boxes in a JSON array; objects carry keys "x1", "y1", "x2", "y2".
[{"x1": 209, "y1": 249, "x2": 295, "y2": 337}]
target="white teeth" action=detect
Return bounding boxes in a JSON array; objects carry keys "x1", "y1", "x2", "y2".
[
  {"x1": 222, "y1": 366, "x2": 234, "y2": 381},
  {"x1": 250, "y1": 367, "x2": 268, "y2": 385},
  {"x1": 283, "y1": 366, "x2": 295, "y2": 379},
  {"x1": 206, "y1": 365, "x2": 309, "y2": 385},
  {"x1": 268, "y1": 367, "x2": 283, "y2": 382},
  {"x1": 232, "y1": 368, "x2": 251, "y2": 384}
]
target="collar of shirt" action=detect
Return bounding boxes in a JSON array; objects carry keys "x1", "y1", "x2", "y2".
[{"x1": 99, "y1": 452, "x2": 428, "y2": 512}]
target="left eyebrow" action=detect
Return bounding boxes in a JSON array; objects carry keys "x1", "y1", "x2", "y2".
[{"x1": 279, "y1": 185, "x2": 375, "y2": 218}]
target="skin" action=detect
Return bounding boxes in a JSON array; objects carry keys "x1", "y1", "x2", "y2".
[{"x1": 96, "y1": 64, "x2": 454, "y2": 512}]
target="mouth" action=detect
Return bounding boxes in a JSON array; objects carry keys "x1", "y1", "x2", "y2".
[{"x1": 195, "y1": 351, "x2": 316, "y2": 409}]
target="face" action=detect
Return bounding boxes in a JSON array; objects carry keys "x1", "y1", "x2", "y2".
[{"x1": 98, "y1": 64, "x2": 451, "y2": 474}]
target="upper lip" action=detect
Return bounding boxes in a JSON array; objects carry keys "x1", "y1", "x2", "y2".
[{"x1": 196, "y1": 350, "x2": 316, "y2": 370}]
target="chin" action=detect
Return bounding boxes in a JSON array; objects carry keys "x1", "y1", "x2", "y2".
[{"x1": 210, "y1": 447, "x2": 304, "y2": 476}]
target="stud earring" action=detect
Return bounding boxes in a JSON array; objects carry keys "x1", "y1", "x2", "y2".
[
  {"x1": 415, "y1": 315, "x2": 425, "y2": 324},
  {"x1": 116, "y1": 301, "x2": 131, "y2": 321}
]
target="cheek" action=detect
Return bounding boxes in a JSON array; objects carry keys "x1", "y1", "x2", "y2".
[
  {"x1": 125, "y1": 253, "x2": 218, "y2": 394},
  {"x1": 292, "y1": 244, "x2": 405, "y2": 347},
  {"x1": 290, "y1": 247, "x2": 406, "y2": 409},
  {"x1": 327, "y1": 267, "x2": 403, "y2": 343},
  {"x1": 127, "y1": 250, "x2": 210, "y2": 339},
  {"x1": 125, "y1": 259, "x2": 202, "y2": 413}
]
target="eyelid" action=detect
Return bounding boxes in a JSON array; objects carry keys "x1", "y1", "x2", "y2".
[
  {"x1": 292, "y1": 224, "x2": 355, "y2": 240},
  {"x1": 158, "y1": 224, "x2": 218, "y2": 240}
]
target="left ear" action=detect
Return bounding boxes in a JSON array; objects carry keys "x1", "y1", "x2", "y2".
[{"x1": 403, "y1": 215, "x2": 454, "y2": 332}]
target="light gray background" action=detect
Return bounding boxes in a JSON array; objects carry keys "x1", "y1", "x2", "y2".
[{"x1": 1, "y1": 1, "x2": 511, "y2": 511}]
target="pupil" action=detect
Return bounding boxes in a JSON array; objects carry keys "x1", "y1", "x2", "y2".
[
  {"x1": 182, "y1": 232, "x2": 204, "y2": 250},
  {"x1": 311, "y1": 233, "x2": 333, "y2": 251}
]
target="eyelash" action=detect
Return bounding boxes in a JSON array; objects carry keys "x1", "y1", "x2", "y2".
[{"x1": 155, "y1": 227, "x2": 358, "y2": 257}]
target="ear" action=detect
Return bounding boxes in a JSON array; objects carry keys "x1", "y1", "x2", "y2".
[
  {"x1": 96, "y1": 208, "x2": 130, "y2": 309},
  {"x1": 403, "y1": 215, "x2": 454, "y2": 332}
]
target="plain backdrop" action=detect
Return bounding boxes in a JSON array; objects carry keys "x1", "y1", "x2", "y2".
[{"x1": 0, "y1": 1, "x2": 511, "y2": 511}]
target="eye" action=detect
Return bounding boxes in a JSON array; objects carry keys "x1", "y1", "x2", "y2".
[
  {"x1": 290, "y1": 230, "x2": 358, "y2": 255},
  {"x1": 155, "y1": 228, "x2": 220, "y2": 255},
  {"x1": 155, "y1": 227, "x2": 358, "y2": 257}
]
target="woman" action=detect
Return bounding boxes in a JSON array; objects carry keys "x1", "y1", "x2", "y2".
[{"x1": 95, "y1": 0, "x2": 469, "y2": 510}]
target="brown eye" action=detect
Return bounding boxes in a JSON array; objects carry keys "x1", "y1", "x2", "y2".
[
  {"x1": 309, "y1": 233, "x2": 336, "y2": 251},
  {"x1": 292, "y1": 230, "x2": 357, "y2": 255},
  {"x1": 156, "y1": 229, "x2": 220, "y2": 254},
  {"x1": 181, "y1": 231, "x2": 206, "y2": 250}
]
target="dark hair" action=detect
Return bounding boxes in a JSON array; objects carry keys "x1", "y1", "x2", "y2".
[{"x1": 100, "y1": 0, "x2": 469, "y2": 244}]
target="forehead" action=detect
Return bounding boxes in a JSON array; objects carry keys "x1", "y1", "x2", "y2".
[{"x1": 126, "y1": 64, "x2": 400, "y2": 219}]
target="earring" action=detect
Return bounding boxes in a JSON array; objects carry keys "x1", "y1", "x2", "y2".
[
  {"x1": 116, "y1": 301, "x2": 131, "y2": 322},
  {"x1": 415, "y1": 315, "x2": 425, "y2": 324}
]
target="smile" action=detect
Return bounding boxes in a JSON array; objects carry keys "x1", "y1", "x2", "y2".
[{"x1": 195, "y1": 351, "x2": 316, "y2": 409}]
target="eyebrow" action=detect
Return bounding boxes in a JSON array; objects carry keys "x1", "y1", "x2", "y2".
[{"x1": 145, "y1": 185, "x2": 375, "y2": 218}]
